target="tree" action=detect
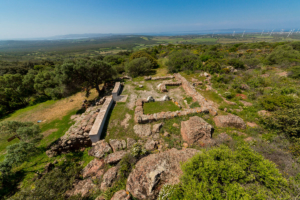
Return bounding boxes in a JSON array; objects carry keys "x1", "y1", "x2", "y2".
[
  {"x1": 57, "y1": 59, "x2": 117, "y2": 97},
  {"x1": 166, "y1": 50, "x2": 201, "y2": 73},
  {"x1": 125, "y1": 57, "x2": 152, "y2": 77},
  {"x1": 265, "y1": 44, "x2": 300, "y2": 65},
  {"x1": 130, "y1": 51, "x2": 158, "y2": 68}
]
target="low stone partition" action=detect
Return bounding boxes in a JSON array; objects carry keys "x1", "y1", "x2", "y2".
[
  {"x1": 134, "y1": 98, "x2": 208, "y2": 124},
  {"x1": 174, "y1": 73, "x2": 218, "y2": 116},
  {"x1": 89, "y1": 96, "x2": 113, "y2": 143},
  {"x1": 112, "y1": 82, "x2": 121, "y2": 101},
  {"x1": 144, "y1": 75, "x2": 174, "y2": 81},
  {"x1": 160, "y1": 81, "x2": 182, "y2": 92}
]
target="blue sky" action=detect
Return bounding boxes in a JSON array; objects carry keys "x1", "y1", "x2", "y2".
[{"x1": 0, "y1": 0, "x2": 299, "y2": 39}]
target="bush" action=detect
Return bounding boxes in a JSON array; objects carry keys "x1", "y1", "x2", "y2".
[
  {"x1": 263, "y1": 104, "x2": 300, "y2": 138},
  {"x1": 265, "y1": 44, "x2": 300, "y2": 65},
  {"x1": 130, "y1": 143, "x2": 147, "y2": 157},
  {"x1": 166, "y1": 50, "x2": 201, "y2": 73},
  {"x1": 228, "y1": 59, "x2": 245, "y2": 69},
  {"x1": 130, "y1": 51, "x2": 158, "y2": 68},
  {"x1": 288, "y1": 66, "x2": 300, "y2": 79},
  {"x1": 201, "y1": 60, "x2": 221, "y2": 74},
  {"x1": 103, "y1": 55, "x2": 124, "y2": 65},
  {"x1": 125, "y1": 57, "x2": 152, "y2": 77},
  {"x1": 166, "y1": 145, "x2": 290, "y2": 200},
  {"x1": 223, "y1": 92, "x2": 234, "y2": 99},
  {"x1": 259, "y1": 95, "x2": 297, "y2": 111}
]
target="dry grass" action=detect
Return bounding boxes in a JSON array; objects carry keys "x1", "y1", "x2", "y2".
[{"x1": 4, "y1": 89, "x2": 98, "y2": 124}]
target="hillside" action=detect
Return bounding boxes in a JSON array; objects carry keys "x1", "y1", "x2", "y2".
[{"x1": 1, "y1": 41, "x2": 300, "y2": 199}]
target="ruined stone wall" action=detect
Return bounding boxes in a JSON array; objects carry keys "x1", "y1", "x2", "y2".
[
  {"x1": 89, "y1": 96, "x2": 113, "y2": 143},
  {"x1": 144, "y1": 75, "x2": 174, "y2": 81},
  {"x1": 160, "y1": 81, "x2": 182, "y2": 92},
  {"x1": 174, "y1": 73, "x2": 217, "y2": 116},
  {"x1": 112, "y1": 82, "x2": 121, "y2": 101},
  {"x1": 134, "y1": 98, "x2": 209, "y2": 124}
]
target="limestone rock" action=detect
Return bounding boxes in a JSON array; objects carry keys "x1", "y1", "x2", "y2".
[
  {"x1": 163, "y1": 95, "x2": 170, "y2": 101},
  {"x1": 65, "y1": 179, "x2": 96, "y2": 198},
  {"x1": 111, "y1": 190, "x2": 130, "y2": 200},
  {"x1": 240, "y1": 84, "x2": 250, "y2": 90},
  {"x1": 145, "y1": 140, "x2": 158, "y2": 151},
  {"x1": 258, "y1": 110, "x2": 271, "y2": 117},
  {"x1": 239, "y1": 100, "x2": 253, "y2": 107},
  {"x1": 88, "y1": 140, "x2": 112, "y2": 158},
  {"x1": 126, "y1": 148, "x2": 200, "y2": 200},
  {"x1": 244, "y1": 137, "x2": 255, "y2": 142},
  {"x1": 217, "y1": 133, "x2": 232, "y2": 142},
  {"x1": 82, "y1": 159, "x2": 105, "y2": 179},
  {"x1": 134, "y1": 124, "x2": 152, "y2": 138},
  {"x1": 127, "y1": 138, "x2": 136, "y2": 149},
  {"x1": 192, "y1": 78, "x2": 198, "y2": 82},
  {"x1": 164, "y1": 132, "x2": 170, "y2": 137},
  {"x1": 152, "y1": 123, "x2": 163, "y2": 133},
  {"x1": 147, "y1": 96, "x2": 154, "y2": 102},
  {"x1": 104, "y1": 150, "x2": 128, "y2": 164},
  {"x1": 109, "y1": 139, "x2": 126, "y2": 152},
  {"x1": 213, "y1": 114, "x2": 246, "y2": 129},
  {"x1": 183, "y1": 143, "x2": 189, "y2": 148},
  {"x1": 247, "y1": 122, "x2": 259, "y2": 128},
  {"x1": 100, "y1": 166, "x2": 119, "y2": 191},
  {"x1": 180, "y1": 116, "x2": 214, "y2": 145}
]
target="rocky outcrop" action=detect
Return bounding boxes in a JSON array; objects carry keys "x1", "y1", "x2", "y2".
[
  {"x1": 104, "y1": 150, "x2": 128, "y2": 164},
  {"x1": 258, "y1": 110, "x2": 271, "y2": 117},
  {"x1": 217, "y1": 133, "x2": 233, "y2": 142},
  {"x1": 82, "y1": 159, "x2": 105, "y2": 179},
  {"x1": 213, "y1": 114, "x2": 246, "y2": 129},
  {"x1": 145, "y1": 139, "x2": 158, "y2": 151},
  {"x1": 181, "y1": 116, "x2": 214, "y2": 145},
  {"x1": 240, "y1": 100, "x2": 253, "y2": 107},
  {"x1": 88, "y1": 140, "x2": 112, "y2": 158},
  {"x1": 46, "y1": 106, "x2": 102, "y2": 157},
  {"x1": 65, "y1": 179, "x2": 96, "y2": 198},
  {"x1": 126, "y1": 148, "x2": 200, "y2": 200},
  {"x1": 127, "y1": 138, "x2": 137, "y2": 149},
  {"x1": 109, "y1": 139, "x2": 126, "y2": 152},
  {"x1": 152, "y1": 123, "x2": 163, "y2": 133},
  {"x1": 100, "y1": 166, "x2": 119, "y2": 191},
  {"x1": 111, "y1": 190, "x2": 130, "y2": 200},
  {"x1": 134, "y1": 124, "x2": 152, "y2": 137}
]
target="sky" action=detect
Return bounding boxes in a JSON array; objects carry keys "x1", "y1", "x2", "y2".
[{"x1": 0, "y1": 0, "x2": 300, "y2": 39}]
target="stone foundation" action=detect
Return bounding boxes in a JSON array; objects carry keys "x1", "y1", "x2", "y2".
[
  {"x1": 144, "y1": 75, "x2": 174, "y2": 81},
  {"x1": 112, "y1": 82, "x2": 121, "y2": 101},
  {"x1": 160, "y1": 81, "x2": 182, "y2": 92}
]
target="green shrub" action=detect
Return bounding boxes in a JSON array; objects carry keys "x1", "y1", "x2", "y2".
[
  {"x1": 103, "y1": 55, "x2": 124, "y2": 65},
  {"x1": 263, "y1": 104, "x2": 300, "y2": 138},
  {"x1": 265, "y1": 44, "x2": 300, "y2": 65},
  {"x1": 166, "y1": 50, "x2": 201, "y2": 73},
  {"x1": 167, "y1": 145, "x2": 290, "y2": 200},
  {"x1": 228, "y1": 59, "x2": 245, "y2": 69},
  {"x1": 223, "y1": 92, "x2": 234, "y2": 99},
  {"x1": 130, "y1": 143, "x2": 147, "y2": 157},
  {"x1": 288, "y1": 66, "x2": 300, "y2": 79},
  {"x1": 130, "y1": 51, "x2": 158, "y2": 68},
  {"x1": 125, "y1": 57, "x2": 152, "y2": 77},
  {"x1": 259, "y1": 95, "x2": 297, "y2": 111},
  {"x1": 201, "y1": 60, "x2": 221, "y2": 74},
  {"x1": 189, "y1": 102, "x2": 200, "y2": 108}
]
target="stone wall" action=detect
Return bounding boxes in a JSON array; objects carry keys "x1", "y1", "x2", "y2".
[
  {"x1": 174, "y1": 73, "x2": 218, "y2": 116},
  {"x1": 89, "y1": 96, "x2": 113, "y2": 143},
  {"x1": 144, "y1": 75, "x2": 174, "y2": 81},
  {"x1": 160, "y1": 81, "x2": 182, "y2": 92},
  {"x1": 112, "y1": 82, "x2": 121, "y2": 101}
]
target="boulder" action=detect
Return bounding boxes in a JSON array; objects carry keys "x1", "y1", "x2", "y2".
[
  {"x1": 145, "y1": 140, "x2": 158, "y2": 151},
  {"x1": 247, "y1": 122, "x2": 259, "y2": 128},
  {"x1": 239, "y1": 100, "x2": 253, "y2": 107},
  {"x1": 65, "y1": 179, "x2": 96, "y2": 198},
  {"x1": 127, "y1": 138, "x2": 136, "y2": 149},
  {"x1": 100, "y1": 166, "x2": 119, "y2": 191},
  {"x1": 134, "y1": 124, "x2": 152, "y2": 138},
  {"x1": 84, "y1": 124, "x2": 93, "y2": 132},
  {"x1": 163, "y1": 95, "x2": 170, "y2": 101},
  {"x1": 180, "y1": 116, "x2": 214, "y2": 145},
  {"x1": 213, "y1": 114, "x2": 246, "y2": 129},
  {"x1": 126, "y1": 148, "x2": 200, "y2": 200},
  {"x1": 164, "y1": 132, "x2": 170, "y2": 137},
  {"x1": 191, "y1": 78, "x2": 198, "y2": 82},
  {"x1": 240, "y1": 84, "x2": 250, "y2": 90},
  {"x1": 244, "y1": 137, "x2": 255, "y2": 142},
  {"x1": 109, "y1": 139, "x2": 126, "y2": 152},
  {"x1": 82, "y1": 159, "x2": 105, "y2": 179},
  {"x1": 88, "y1": 140, "x2": 112, "y2": 158},
  {"x1": 258, "y1": 110, "x2": 271, "y2": 117},
  {"x1": 111, "y1": 190, "x2": 130, "y2": 200},
  {"x1": 217, "y1": 133, "x2": 232, "y2": 142},
  {"x1": 104, "y1": 150, "x2": 128, "y2": 164},
  {"x1": 152, "y1": 123, "x2": 163, "y2": 133}
]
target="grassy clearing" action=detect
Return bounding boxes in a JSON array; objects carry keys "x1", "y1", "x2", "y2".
[
  {"x1": 143, "y1": 101, "x2": 180, "y2": 114},
  {"x1": 103, "y1": 102, "x2": 137, "y2": 142},
  {"x1": 197, "y1": 89, "x2": 224, "y2": 104},
  {"x1": 2, "y1": 89, "x2": 98, "y2": 125}
]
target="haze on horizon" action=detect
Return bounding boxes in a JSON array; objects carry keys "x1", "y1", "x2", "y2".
[{"x1": 0, "y1": 0, "x2": 299, "y2": 40}]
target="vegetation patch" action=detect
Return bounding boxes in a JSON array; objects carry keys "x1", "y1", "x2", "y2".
[{"x1": 143, "y1": 101, "x2": 180, "y2": 115}]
